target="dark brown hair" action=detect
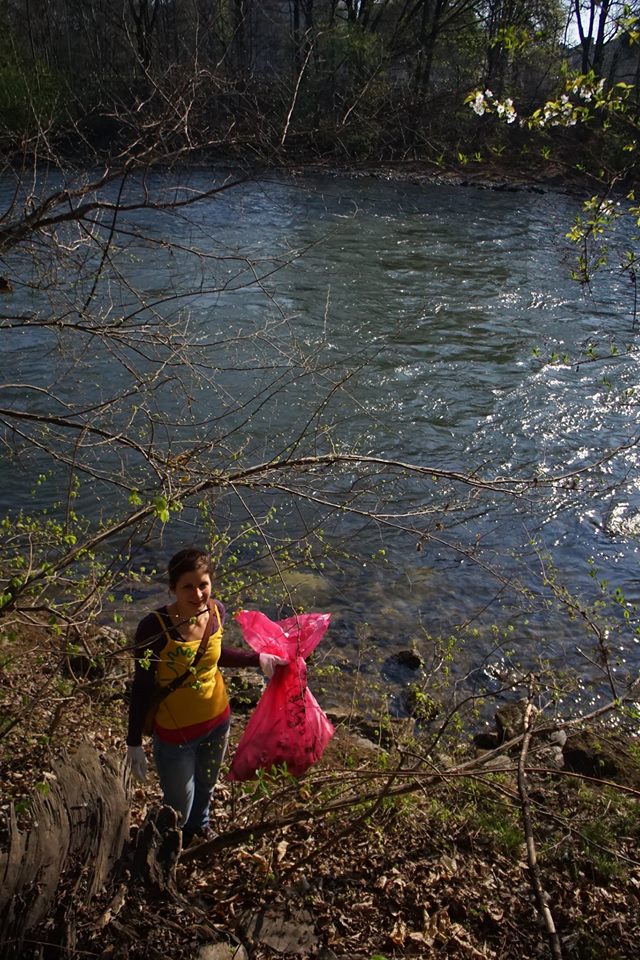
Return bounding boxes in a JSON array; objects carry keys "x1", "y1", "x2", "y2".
[{"x1": 167, "y1": 548, "x2": 212, "y2": 589}]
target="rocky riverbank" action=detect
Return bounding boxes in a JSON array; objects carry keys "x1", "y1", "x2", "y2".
[{"x1": 246, "y1": 152, "x2": 594, "y2": 198}]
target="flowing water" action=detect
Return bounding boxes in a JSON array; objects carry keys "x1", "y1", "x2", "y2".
[{"x1": 2, "y1": 171, "x2": 639, "y2": 716}]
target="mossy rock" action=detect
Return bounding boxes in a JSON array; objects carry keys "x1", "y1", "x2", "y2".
[
  {"x1": 563, "y1": 730, "x2": 640, "y2": 788},
  {"x1": 392, "y1": 649, "x2": 424, "y2": 670},
  {"x1": 495, "y1": 701, "x2": 540, "y2": 744},
  {"x1": 403, "y1": 684, "x2": 440, "y2": 723},
  {"x1": 64, "y1": 626, "x2": 128, "y2": 681}
]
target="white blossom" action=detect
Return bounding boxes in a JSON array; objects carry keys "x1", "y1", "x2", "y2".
[{"x1": 472, "y1": 92, "x2": 486, "y2": 116}]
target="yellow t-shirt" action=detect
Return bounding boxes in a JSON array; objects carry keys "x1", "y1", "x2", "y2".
[{"x1": 154, "y1": 605, "x2": 230, "y2": 736}]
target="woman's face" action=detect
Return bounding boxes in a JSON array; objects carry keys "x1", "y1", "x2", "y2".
[{"x1": 172, "y1": 566, "x2": 212, "y2": 614}]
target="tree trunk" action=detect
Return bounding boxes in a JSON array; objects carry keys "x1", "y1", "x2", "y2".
[{"x1": 0, "y1": 743, "x2": 131, "y2": 959}]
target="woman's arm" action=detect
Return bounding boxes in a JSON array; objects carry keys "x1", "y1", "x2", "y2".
[
  {"x1": 218, "y1": 646, "x2": 260, "y2": 668},
  {"x1": 126, "y1": 612, "x2": 166, "y2": 746}
]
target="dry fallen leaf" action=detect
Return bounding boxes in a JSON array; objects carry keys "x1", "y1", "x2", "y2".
[{"x1": 388, "y1": 918, "x2": 407, "y2": 945}]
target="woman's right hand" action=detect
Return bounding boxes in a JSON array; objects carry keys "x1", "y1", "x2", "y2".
[{"x1": 126, "y1": 745, "x2": 148, "y2": 782}]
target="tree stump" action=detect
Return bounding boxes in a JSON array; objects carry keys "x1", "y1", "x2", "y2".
[
  {"x1": 131, "y1": 805, "x2": 183, "y2": 897},
  {"x1": 0, "y1": 742, "x2": 130, "y2": 958}
]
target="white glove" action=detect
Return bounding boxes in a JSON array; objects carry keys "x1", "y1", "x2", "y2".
[
  {"x1": 126, "y1": 745, "x2": 148, "y2": 782},
  {"x1": 259, "y1": 653, "x2": 288, "y2": 678}
]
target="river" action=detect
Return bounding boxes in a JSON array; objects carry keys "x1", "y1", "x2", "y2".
[{"x1": 2, "y1": 170, "x2": 639, "y2": 719}]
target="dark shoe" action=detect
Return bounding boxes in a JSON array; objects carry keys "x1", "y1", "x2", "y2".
[
  {"x1": 196, "y1": 826, "x2": 216, "y2": 842},
  {"x1": 182, "y1": 825, "x2": 215, "y2": 848},
  {"x1": 182, "y1": 828, "x2": 195, "y2": 849}
]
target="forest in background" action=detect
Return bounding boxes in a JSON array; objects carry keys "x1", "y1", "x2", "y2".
[{"x1": 1, "y1": 0, "x2": 640, "y2": 178}]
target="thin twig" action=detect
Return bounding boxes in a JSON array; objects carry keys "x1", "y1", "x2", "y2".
[
  {"x1": 517, "y1": 701, "x2": 563, "y2": 960},
  {"x1": 281, "y1": 34, "x2": 316, "y2": 147}
]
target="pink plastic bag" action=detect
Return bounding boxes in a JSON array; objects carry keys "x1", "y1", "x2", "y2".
[{"x1": 227, "y1": 611, "x2": 334, "y2": 780}]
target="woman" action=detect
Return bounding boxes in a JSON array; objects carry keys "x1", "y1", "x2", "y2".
[{"x1": 125, "y1": 547, "x2": 285, "y2": 844}]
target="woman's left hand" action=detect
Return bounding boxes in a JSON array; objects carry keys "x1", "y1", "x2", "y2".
[{"x1": 259, "y1": 653, "x2": 289, "y2": 677}]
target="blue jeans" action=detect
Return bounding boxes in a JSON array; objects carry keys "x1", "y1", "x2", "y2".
[{"x1": 153, "y1": 720, "x2": 230, "y2": 834}]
